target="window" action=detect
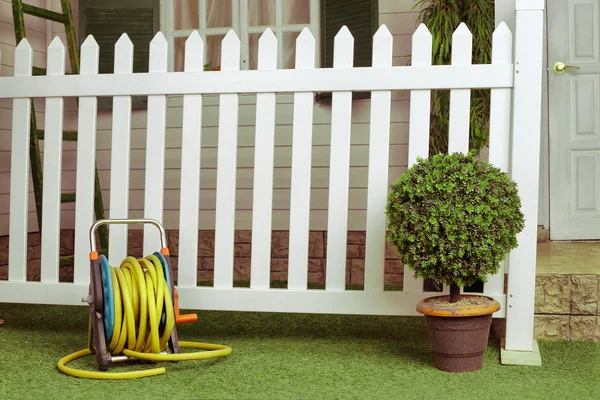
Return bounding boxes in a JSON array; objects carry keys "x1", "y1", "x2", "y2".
[
  {"x1": 78, "y1": 0, "x2": 160, "y2": 110},
  {"x1": 167, "y1": 0, "x2": 319, "y2": 72},
  {"x1": 77, "y1": 0, "x2": 378, "y2": 107}
]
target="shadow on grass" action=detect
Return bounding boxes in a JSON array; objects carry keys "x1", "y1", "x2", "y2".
[
  {"x1": 0, "y1": 303, "x2": 88, "y2": 333},
  {"x1": 175, "y1": 307, "x2": 436, "y2": 369},
  {"x1": 0, "y1": 279, "x2": 437, "y2": 370},
  {"x1": 0, "y1": 299, "x2": 438, "y2": 368}
]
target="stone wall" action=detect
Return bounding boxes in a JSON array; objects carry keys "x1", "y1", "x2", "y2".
[
  {"x1": 493, "y1": 274, "x2": 600, "y2": 343},
  {"x1": 0, "y1": 225, "x2": 554, "y2": 283},
  {"x1": 3, "y1": 231, "x2": 598, "y2": 342},
  {"x1": 0, "y1": 229, "x2": 404, "y2": 286},
  {"x1": 0, "y1": 231, "x2": 75, "y2": 281},
  {"x1": 166, "y1": 230, "x2": 403, "y2": 285},
  {"x1": 533, "y1": 274, "x2": 599, "y2": 342}
]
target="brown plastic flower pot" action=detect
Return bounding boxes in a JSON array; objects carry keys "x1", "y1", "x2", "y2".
[{"x1": 416, "y1": 295, "x2": 501, "y2": 372}]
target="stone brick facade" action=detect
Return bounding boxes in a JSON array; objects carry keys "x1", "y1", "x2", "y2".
[
  {"x1": 0, "y1": 229, "x2": 404, "y2": 286},
  {"x1": 494, "y1": 274, "x2": 600, "y2": 342},
  {"x1": 533, "y1": 274, "x2": 599, "y2": 342},
  {"x1": 3, "y1": 231, "x2": 598, "y2": 342},
  {"x1": 151, "y1": 229, "x2": 402, "y2": 286},
  {"x1": 0, "y1": 230, "x2": 75, "y2": 281}
]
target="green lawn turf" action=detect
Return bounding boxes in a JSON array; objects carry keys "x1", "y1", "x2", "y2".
[{"x1": 0, "y1": 300, "x2": 599, "y2": 400}]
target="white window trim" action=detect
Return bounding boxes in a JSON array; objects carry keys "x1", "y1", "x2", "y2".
[{"x1": 163, "y1": 0, "x2": 321, "y2": 72}]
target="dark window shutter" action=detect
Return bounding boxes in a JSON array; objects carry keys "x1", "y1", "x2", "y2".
[
  {"x1": 318, "y1": 0, "x2": 378, "y2": 104},
  {"x1": 79, "y1": 0, "x2": 159, "y2": 110}
]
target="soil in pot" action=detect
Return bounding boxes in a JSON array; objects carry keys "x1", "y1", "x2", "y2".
[{"x1": 417, "y1": 295, "x2": 501, "y2": 373}]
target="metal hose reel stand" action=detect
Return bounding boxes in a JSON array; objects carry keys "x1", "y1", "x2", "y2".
[{"x1": 56, "y1": 218, "x2": 231, "y2": 380}]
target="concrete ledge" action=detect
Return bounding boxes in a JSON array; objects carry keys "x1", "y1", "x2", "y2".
[{"x1": 500, "y1": 338, "x2": 542, "y2": 366}]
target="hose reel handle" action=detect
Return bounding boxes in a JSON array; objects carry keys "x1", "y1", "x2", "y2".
[{"x1": 88, "y1": 218, "x2": 168, "y2": 253}]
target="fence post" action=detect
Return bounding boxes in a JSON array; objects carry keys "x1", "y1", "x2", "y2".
[{"x1": 505, "y1": 0, "x2": 545, "y2": 353}]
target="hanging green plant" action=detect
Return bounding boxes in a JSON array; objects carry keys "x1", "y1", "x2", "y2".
[{"x1": 413, "y1": 0, "x2": 495, "y2": 155}]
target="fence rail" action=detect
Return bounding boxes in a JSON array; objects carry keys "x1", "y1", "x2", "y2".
[{"x1": 0, "y1": 0, "x2": 545, "y2": 353}]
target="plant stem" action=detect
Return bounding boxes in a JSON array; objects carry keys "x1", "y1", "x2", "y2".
[{"x1": 450, "y1": 284, "x2": 461, "y2": 303}]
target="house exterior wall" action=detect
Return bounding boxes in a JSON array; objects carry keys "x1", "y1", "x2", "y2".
[
  {"x1": 0, "y1": 0, "x2": 421, "y2": 236},
  {"x1": 0, "y1": 0, "x2": 50, "y2": 233},
  {"x1": 3, "y1": 1, "x2": 549, "y2": 235}
]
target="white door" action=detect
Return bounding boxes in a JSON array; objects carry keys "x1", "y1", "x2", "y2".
[{"x1": 548, "y1": 0, "x2": 600, "y2": 240}]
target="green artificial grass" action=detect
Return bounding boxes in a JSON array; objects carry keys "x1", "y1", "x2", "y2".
[{"x1": 0, "y1": 302, "x2": 599, "y2": 400}]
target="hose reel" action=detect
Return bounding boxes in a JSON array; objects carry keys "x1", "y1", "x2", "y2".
[{"x1": 57, "y1": 219, "x2": 231, "y2": 380}]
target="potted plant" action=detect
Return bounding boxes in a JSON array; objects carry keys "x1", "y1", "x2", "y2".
[{"x1": 386, "y1": 151, "x2": 524, "y2": 372}]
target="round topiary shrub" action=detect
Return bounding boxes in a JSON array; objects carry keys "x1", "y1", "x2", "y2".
[{"x1": 386, "y1": 151, "x2": 524, "y2": 294}]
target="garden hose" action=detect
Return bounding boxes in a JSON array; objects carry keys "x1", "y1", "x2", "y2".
[{"x1": 57, "y1": 254, "x2": 231, "y2": 380}]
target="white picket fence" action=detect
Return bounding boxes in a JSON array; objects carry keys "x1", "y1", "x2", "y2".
[{"x1": 0, "y1": 2, "x2": 544, "y2": 353}]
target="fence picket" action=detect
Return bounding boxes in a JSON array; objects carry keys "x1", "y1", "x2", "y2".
[
  {"x1": 214, "y1": 30, "x2": 241, "y2": 289},
  {"x1": 407, "y1": 24, "x2": 432, "y2": 167},
  {"x1": 74, "y1": 36, "x2": 100, "y2": 284},
  {"x1": 288, "y1": 28, "x2": 316, "y2": 291},
  {"x1": 488, "y1": 22, "x2": 513, "y2": 175},
  {"x1": 178, "y1": 31, "x2": 204, "y2": 287},
  {"x1": 364, "y1": 25, "x2": 393, "y2": 292},
  {"x1": 485, "y1": 22, "x2": 513, "y2": 296},
  {"x1": 403, "y1": 24, "x2": 432, "y2": 293},
  {"x1": 447, "y1": 23, "x2": 473, "y2": 154},
  {"x1": 8, "y1": 39, "x2": 32, "y2": 283},
  {"x1": 250, "y1": 29, "x2": 277, "y2": 289},
  {"x1": 325, "y1": 26, "x2": 354, "y2": 291},
  {"x1": 143, "y1": 33, "x2": 169, "y2": 255},
  {"x1": 40, "y1": 38, "x2": 66, "y2": 283},
  {"x1": 108, "y1": 34, "x2": 134, "y2": 265}
]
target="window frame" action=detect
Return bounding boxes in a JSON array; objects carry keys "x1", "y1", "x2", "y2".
[{"x1": 164, "y1": 0, "x2": 321, "y2": 72}]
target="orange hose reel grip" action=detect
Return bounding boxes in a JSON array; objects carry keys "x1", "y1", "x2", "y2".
[{"x1": 173, "y1": 287, "x2": 198, "y2": 324}]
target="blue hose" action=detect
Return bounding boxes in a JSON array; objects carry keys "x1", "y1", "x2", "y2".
[{"x1": 99, "y1": 255, "x2": 115, "y2": 342}]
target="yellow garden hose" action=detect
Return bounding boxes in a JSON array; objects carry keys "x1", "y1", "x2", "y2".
[{"x1": 57, "y1": 255, "x2": 231, "y2": 380}]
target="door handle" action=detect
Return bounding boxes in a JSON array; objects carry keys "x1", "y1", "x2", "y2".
[{"x1": 553, "y1": 61, "x2": 581, "y2": 74}]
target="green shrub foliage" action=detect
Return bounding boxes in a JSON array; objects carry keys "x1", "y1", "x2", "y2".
[{"x1": 386, "y1": 152, "x2": 525, "y2": 288}]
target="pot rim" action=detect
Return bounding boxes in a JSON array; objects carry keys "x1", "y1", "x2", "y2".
[{"x1": 416, "y1": 294, "x2": 501, "y2": 317}]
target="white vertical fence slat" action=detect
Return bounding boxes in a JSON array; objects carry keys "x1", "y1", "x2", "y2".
[
  {"x1": 288, "y1": 28, "x2": 316, "y2": 291},
  {"x1": 178, "y1": 31, "x2": 204, "y2": 287},
  {"x1": 325, "y1": 26, "x2": 354, "y2": 291},
  {"x1": 108, "y1": 34, "x2": 134, "y2": 265},
  {"x1": 407, "y1": 24, "x2": 432, "y2": 167},
  {"x1": 8, "y1": 39, "x2": 32, "y2": 283},
  {"x1": 364, "y1": 25, "x2": 393, "y2": 292},
  {"x1": 250, "y1": 29, "x2": 277, "y2": 289},
  {"x1": 447, "y1": 23, "x2": 473, "y2": 154},
  {"x1": 40, "y1": 37, "x2": 66, "y2": 283},
  {"x1": 506, "y1": 2, "x2": 545, "y2": 352},
  {"x1": 143, "y1": 33, "x2": 169, "y2": 255},
  {"x1": 448, "y1": 24, "x2": 473, "y2": 296},
  {"x1": 73, "y1": 36, "x2": 100, "y2": 284},
  {"x1": 213, "y1": 30, "x2": 241, "y2": 289},
  {"x1": 484, "y1": 22, "x2": 513, "y2": 296},
  {"x1": 403, "y1": 24, "x2": 432, "y2": 294}
]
